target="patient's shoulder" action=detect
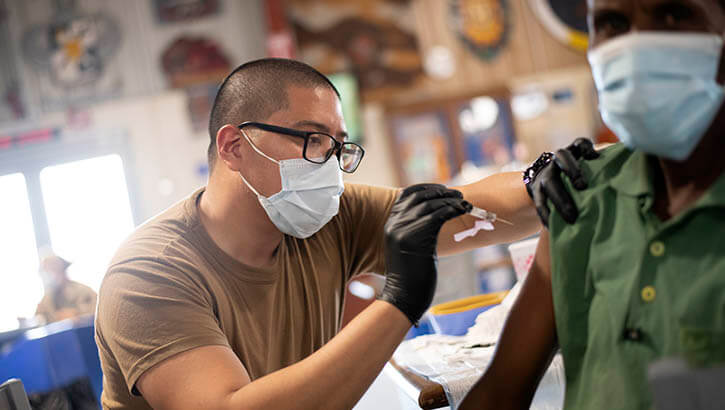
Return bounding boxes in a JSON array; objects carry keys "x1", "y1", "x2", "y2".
[
  {"x1": 547, "y1": 143, "x2": 633, "y2": 236},
  {"x1": 580, "y1": 143, "x2": 633, "y2": 189}
]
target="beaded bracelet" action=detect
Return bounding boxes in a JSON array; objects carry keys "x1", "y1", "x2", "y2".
[{"x1": 523, "y1": 152, "x2": 554, "y2": 192}]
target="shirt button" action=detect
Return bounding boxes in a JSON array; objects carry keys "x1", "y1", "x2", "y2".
[
  {"x1": 641, "y1": 286, "x2": 656, "y2": 302},
  {"x1": 650, "y1": 241, "x2": 665, "y2": 257},
  {"x1": 624, "y1": 328, "x2": 642, "y2": 341}
]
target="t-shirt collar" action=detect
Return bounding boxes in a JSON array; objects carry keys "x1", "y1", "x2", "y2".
[{"x1": 186, "y1": 187, "x2": 282, "y2": 283}]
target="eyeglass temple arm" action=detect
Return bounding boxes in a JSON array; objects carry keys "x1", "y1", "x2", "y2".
[{"x1": 239, "y1": 122, "x2": 309, "y2": 139}]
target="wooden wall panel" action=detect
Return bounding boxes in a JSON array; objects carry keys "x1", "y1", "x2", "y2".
[{"x1": 393, "y1": 0, "x2": 588, "y2": 104}]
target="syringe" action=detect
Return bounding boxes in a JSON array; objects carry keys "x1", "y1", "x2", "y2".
[
  {"x1": 453, "y1": 206, "x2": 513, "y2": 242},
  {"x1": 469, "y1": 206, "x2": 513, "y2": 226}
]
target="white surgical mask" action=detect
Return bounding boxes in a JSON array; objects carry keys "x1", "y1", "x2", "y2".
[
  {"x1": 239, "y1": 129, "x2": 344, "y2": 239},
  {"x1": 588, "y1": 32, "x2": 725, "y2": 161}
]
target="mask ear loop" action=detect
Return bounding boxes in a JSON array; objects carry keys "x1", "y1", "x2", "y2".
[
  {"x1": 718, "y1": 32, "x2": 725, "y2": 85},
  {"x1": 240, "y1": 128, "x2": 280, "y2": 165},
  {"x1": 239, "y1": 128, "x2": 279, "y2": 198}
]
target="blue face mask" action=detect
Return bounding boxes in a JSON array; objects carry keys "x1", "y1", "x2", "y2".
[{"x1": 588, "y1": 32, "x2": 725, "y2": 161}]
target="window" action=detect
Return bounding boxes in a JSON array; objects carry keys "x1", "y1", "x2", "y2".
[
  {"x1": 40, "y1": 154, "x2": 135, "y2": 292},
  {"x1": 0, "y1": 173, "x2": 41, "y2": 331},
  {"x1": 0, "y1": 152, "x2": 135, "y2": 332}
]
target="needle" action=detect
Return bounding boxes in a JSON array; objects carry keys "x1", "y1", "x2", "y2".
[{"x1": 469, "y1": 206, "x2": 514, "y2": 226}]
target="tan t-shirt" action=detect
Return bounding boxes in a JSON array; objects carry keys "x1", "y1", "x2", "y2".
[{"x1": 95, "y1": 183, "x2": 397, "y2": 409}]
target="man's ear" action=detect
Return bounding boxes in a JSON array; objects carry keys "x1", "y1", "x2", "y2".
[{"x1": 216, "y1": 124, "x2": 244, "y2": 171}]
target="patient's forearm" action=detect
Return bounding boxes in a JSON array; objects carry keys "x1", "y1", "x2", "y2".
[{"x1": 459, "y1": 232, "x2": 557, "y2": 409}]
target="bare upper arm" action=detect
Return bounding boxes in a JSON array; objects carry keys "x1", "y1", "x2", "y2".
[
  {"x1": 137, "y1": 345, "x2": 252, "y2": 410},
  {"x1": 459, "y1": 232, "x2": 557, "y2": 410}
]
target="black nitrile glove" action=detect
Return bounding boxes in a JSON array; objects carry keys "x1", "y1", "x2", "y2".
[
  {"x1": 525, "y1": 138, "x2": 600, "y2": 227},
  {"x1": 380, "y1": 184, "x2": 472, "y2": 325}
]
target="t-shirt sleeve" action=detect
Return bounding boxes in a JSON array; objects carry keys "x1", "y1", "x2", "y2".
[
  {"x1": 339, "y1": 183, "x2": 399, "y2": 280},
  {"x1": 96, "y1": 257, "x2": 230, "y2": 395}
]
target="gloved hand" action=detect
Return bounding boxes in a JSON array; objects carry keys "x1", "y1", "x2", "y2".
[
  {"x1": 380, "y1": 184, "x2": 472, "y2": 325},
  {"x1": 525, "y1": 138, "x2": 600, "y2": 227}
]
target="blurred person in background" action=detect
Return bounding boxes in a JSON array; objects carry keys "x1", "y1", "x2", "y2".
[{"x1": 35, "y1": 254, "x2": 97, "y2": 323}]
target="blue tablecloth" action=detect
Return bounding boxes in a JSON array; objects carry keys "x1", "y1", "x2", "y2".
[{"x1": 0, "y1": 317, "x2": 102, "y2": 406}]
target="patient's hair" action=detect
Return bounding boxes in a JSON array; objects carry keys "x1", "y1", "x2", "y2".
[{"x1": 207, "y1": 58, "x2": 340, "y2": 170}]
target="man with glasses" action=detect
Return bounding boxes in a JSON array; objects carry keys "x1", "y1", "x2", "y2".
[{"x1": 95, "y1": 58, "x2": 590, "y2": 409}]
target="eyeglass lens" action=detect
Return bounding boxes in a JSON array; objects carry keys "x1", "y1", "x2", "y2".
[
  {"x1": 304, "y1": 133, "x2": 336, "y2": 163},
  {"x1": 303, "y1": 133, "x2": 363, "y2": 172},
  {"x1": 339, "y1": 144, "x2": 363, "y2": 172}
]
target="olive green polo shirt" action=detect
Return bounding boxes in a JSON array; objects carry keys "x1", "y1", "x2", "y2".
[{"x1": 548, "y1": 143, "x2": 725, "y2": 410}]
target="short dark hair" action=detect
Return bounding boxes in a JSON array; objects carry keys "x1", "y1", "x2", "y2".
[{"x1": 206, "y1": 58, "x2": 340, "y2": 170}]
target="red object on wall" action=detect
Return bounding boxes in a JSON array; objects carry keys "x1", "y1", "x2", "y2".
[
  {"x1": 161, "y1": 36, "x2": 231, "y2": 88},
  {"x1": 264, "y1": 0, "x2": 296, "y2": 58},
  {"x1": 0, "y1": 128, "x2": 61, "y2": 150}
]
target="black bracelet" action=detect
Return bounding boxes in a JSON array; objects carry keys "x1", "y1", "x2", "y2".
[{"x1": 523, "y1": 152, "x2": 554, "y2": 188}]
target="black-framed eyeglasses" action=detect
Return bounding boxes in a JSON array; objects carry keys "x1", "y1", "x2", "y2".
[{"x1": 238, "y1": 121, "x2": 365, "y2": 173}]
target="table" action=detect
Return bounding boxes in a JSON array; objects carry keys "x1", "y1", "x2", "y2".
[{"x1": 384, "y1": 359, "x2": 449, "y2": 409}]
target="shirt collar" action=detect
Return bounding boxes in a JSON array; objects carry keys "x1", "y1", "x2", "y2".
[
  {"x1": 608, "y1": 150, "x2": 654, "y2": 198},
  {"x1": 608, "y1": 149, "x2": 725, "y2": 209},
  {"x1": 694, "y1": 166, "x2": 725, "y2": 209}
]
